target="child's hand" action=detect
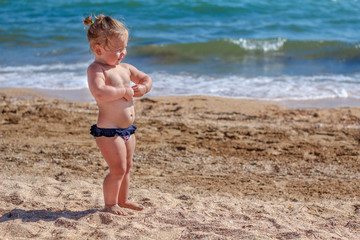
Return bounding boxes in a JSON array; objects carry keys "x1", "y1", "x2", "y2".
[
  {"x1": 132, "y1": 84, "x2": 147, "y2": 97},
  {"x1": 123, "y1": 87, "x2": 134, "y2": 101}
]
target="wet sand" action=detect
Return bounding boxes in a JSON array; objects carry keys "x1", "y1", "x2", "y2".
[{"x1": 1, "y1": 88, "x2": 360, "y2": 239}]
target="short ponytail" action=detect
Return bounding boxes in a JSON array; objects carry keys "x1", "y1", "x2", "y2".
[{"x1": 83, "y1": 15, "x2": 94, "y2": 26}]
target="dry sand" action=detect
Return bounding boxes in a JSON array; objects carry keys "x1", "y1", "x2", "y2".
[{"x1": 1, "y1": 88, "x2": 360, "y2": 239}]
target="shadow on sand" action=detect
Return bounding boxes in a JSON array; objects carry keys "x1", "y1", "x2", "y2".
[{"x1": 0, "y1": 208, "x2": 100, "y2": 223}]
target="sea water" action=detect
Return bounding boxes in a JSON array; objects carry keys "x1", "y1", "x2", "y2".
[{"x1": 1, "y1": 0, "x2": 360, "y2": 105}]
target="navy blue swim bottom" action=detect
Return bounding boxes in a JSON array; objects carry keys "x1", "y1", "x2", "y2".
[{"x1": 90, "y1": 124, "x2": 136, "y2": 142}]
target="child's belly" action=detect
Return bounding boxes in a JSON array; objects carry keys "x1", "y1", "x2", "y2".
[{"x1": 96, "y1": 99, "x2": 135, "y2": 129}]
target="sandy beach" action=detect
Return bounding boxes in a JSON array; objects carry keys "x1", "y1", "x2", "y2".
[{"x1": 1, "y1": 88, "x2": 360, "y2": 239}]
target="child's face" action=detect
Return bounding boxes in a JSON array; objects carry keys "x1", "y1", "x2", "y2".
[{"x1": 98, "y1": 37, "x2": 127, "y2": 66}]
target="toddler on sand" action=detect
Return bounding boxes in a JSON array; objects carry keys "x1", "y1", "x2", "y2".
[{"x1": 83, "y1": 14, "x2": 152, "y2": 215}]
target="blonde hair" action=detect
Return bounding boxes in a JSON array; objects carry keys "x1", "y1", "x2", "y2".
[{"x1": 83, "y1": 14, "x2": 128, "y2": 51}]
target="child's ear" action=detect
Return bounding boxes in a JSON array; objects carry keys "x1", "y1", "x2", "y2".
[{"x1": 94, "y1": 44, "x2": 102, "y2": 56}]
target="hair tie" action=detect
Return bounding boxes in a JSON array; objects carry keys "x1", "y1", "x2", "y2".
[{"x1": 91, "y1": 20, "x2": 94, "y2": 25}]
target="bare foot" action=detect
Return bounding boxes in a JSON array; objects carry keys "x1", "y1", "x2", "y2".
[
  {"x1": 104, "y1": 204, "x2": 127, "y2": 215},
  {"x1": 119, "y1": 202, "x2": 145, "y2": 211}
]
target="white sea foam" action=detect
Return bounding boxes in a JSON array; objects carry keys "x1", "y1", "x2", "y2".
[
  {"x1": 0, "y1": 63, "x2": 89, "y2": 89},
  {"x1": 1, "y1": 62, "x2": 90, "y2": 73},
  {"x1": 229, "y1": 38, "x2": 287, "y2": 52},
  {"x1": 148, "y1": 72, "x2": 360, "y2": 101},
  {"x1": 1, "y1": 64, "x2": 360, "y2": 101}
]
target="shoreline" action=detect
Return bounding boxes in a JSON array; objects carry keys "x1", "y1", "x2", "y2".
[{"x1": 2, "y1": 87, "x2": 360, "y2": 109}]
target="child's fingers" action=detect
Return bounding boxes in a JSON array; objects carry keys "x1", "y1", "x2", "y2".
[
  {"x1": 132, "y1": 86, "x2": 140, "y2": 93},
  {"x1": 132, "y1": 85, "x2": 146, "y2": 97}
]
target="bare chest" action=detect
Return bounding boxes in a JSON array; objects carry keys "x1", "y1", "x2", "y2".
[{"x1": 104, "y1": 66, "x2": 131, "y2": 87}]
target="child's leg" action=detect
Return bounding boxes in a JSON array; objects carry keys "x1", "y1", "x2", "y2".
[
  {"x1": 118, "y1": 135, "x2": 144, "y2": 211},
  {"x1": 96, "y1": 136, "x2": 127, "y2": 215}
]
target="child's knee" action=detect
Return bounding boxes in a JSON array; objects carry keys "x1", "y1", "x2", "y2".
[{"x1": 109, "y1": 167, "x2": 127, "y2": 178}]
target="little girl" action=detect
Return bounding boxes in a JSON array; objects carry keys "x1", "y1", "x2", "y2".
[{"x1": 83, "y1": 15, "x2": 152, "y2": 215}]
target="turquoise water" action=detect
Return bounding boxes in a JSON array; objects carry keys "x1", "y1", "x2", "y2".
[{"x1": 1, "y1": 0, "x2": 360, "y2": 102}]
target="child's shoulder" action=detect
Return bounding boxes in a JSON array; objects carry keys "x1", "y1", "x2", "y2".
[
  {"x1": 88, "y1": 61, "x2": 102, "y2": 70},
  {"x1": 119, "y1": 63, "x2": 138, "y2": 73},
  {"x1": 119, "y1": 62, "x2": 133, "y2": 69},
  {"x1": 87, "y1": 62, "x2": 106, "y2": 76}
]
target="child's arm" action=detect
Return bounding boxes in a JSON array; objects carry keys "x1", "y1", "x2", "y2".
[
  {"x1": 87, "y1": 64, "x2": 133, "y2": 102},
  {"x1": 127, "y1": 64, "x2": 152, "y2": 97}
]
